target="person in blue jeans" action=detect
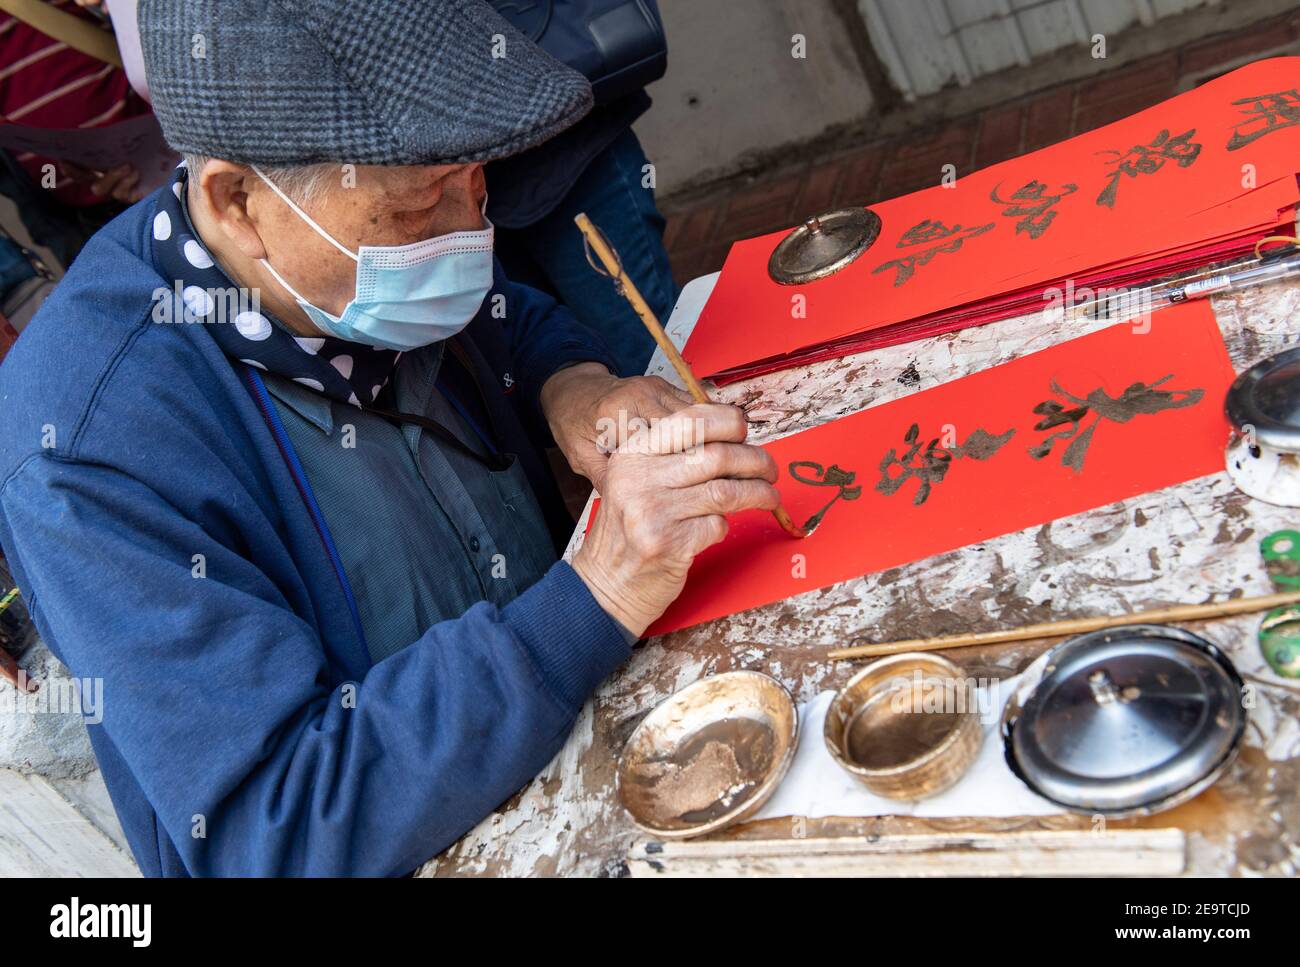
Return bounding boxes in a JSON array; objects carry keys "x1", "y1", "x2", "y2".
[{"x1": 489, "y1": 92, "x2": 677, "y2": 378}]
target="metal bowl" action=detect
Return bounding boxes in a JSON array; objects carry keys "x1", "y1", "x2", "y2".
[
  {"x1": 616, "y1": 671, "x2": 798, "y2": 838},
  {"x1": 824, "y1": 652, "x2": 982, "y2": 800}
]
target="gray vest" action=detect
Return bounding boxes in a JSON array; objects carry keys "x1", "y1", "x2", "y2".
[{"x1": 263, "y1": 343, "x2": 556, "y2": 664}]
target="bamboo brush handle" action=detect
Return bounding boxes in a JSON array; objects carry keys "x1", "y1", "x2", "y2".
[
  {"x1": 574, "y1": 215, "x2": 707, "y2": 402},
  {"x1": 575, "y1": 213, "x2": 709, "y2": 402},
  {"x1": 575, "y1": 213, "x2": 806, "y2": 538}
]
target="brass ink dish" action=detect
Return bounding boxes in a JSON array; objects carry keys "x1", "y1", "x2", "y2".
[
  {"x1": 616, "y1": 671, "x2": 798, "y2": 838},
  {"x1": 824, "y1": 652, "x2": 982, "y2": 800}
]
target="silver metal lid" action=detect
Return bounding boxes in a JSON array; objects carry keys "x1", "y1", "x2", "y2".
[
  {"x1": 1002, "y1": 625, "x2": 1245, "y2": 817},
  {"x1": 1225, "y1": 347, "x2": 1300, "y2": 453},
  {"x1": 767, "y1": 208, "x2": 881, "y2": 285}
]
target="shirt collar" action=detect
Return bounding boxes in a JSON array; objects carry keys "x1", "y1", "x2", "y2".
[
  {"x1": 151, "y1": 163, "x2": 401, "y2": 408},
  {"x1": 261, "y1": 373, "x2": 336, "y2": 433}
]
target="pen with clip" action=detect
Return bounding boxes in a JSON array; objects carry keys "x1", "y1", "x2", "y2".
[{"x1": 1065, "y1": 237, "x2": 1300, "y2": 325}]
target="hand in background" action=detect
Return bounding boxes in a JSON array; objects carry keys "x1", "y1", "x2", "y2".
[
  {"x1": 540, "y1": 362, "x2": 695, "y2": 492},
  {"x1": 61, "y1": 161, "x2": 144, "y2": 204}
]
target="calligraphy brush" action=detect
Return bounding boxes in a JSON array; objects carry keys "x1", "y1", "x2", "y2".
[{"x1": 575, "y1": 213, "x2": 809, "y2": 539}]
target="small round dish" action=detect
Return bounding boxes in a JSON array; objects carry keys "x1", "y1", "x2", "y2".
[
  {"x1": 616, "y1": 671, "x2": 798, "y2": 839},
  {"x1": 823, "y1": 652, "x2": 982, "y2": 800}
]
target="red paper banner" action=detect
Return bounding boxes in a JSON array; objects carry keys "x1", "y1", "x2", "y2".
[
  {"x1": 685, "y1": 58, "x2": 1300, "y2": 381},
  {"x1": 645, "y1": 302, "x2": 1235, "y2": 636}
]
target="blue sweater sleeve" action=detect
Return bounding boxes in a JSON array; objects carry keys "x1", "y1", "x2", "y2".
[{"x1": 0, "y1": 453, "x2": 630, "y2": 876}]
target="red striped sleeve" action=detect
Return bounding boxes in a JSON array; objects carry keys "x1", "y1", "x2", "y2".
[{"x1": 0, "y1": 1, "x2": 150, "y2": 206}]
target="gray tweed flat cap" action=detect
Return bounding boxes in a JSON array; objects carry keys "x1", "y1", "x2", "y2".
[{"x1": 138, "y1": 0, "x2": 594, "y2": 166}]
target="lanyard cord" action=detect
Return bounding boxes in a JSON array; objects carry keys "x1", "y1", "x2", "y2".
[
  {"x1": 360, "y1": 339, "x2": 512, "y2": 471},
  {"x1": 243, "y1": 365, "x2": 370, "y2": 665},
  {"x1": 357, "y1": 398, "x2": 513, "y2": 472}
]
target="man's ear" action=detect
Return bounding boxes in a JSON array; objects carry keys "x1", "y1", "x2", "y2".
[{"x1": 193, "y1": 161, "x2": 268, "y2": 261}]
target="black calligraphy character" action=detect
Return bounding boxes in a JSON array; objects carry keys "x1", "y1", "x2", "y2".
[
  {"x1": 872, "y1": 218, "x2": 995, "y2": 287},
  {"x1": 877, "y1": 424, "x2": 948, "y2": 505},
  {"x1": 1026, "y1": 397, "x2": 1091, "y2": 467},
  {"x1": 989, "y1": 180, "x2": 1078, "y2": 240},
  {"x1": 1028, "y1": 375, "x2": 1204, "y2": 473},
  {"x1": 1095, "y1": 129, "x2": 1202, "y2": 209},
  {"x1": 1226, "y1": 90, "x2": 1300, "y2": 150},
  {"x1": 788, "y1": 462, "x2": 862, "y2": 532},
  {"x1": 951, "y1": 427, "x2": 1019, "y2": 460},
  {"x1": 876, "y1": 423, "x2": 1016, "y2": 506}
]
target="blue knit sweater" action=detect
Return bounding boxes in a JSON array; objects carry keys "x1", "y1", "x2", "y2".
[{"x1": 0, "y1": 194, "x2": 631, "y2": 876}]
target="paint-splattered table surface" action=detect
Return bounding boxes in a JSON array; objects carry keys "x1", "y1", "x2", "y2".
[{"x1": 418, "y1": 273, "x2": 1300, "y2": 878}]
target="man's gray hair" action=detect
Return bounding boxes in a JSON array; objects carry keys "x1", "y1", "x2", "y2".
[{"x1": 182, "y1": 154, "x2": 337, "y2": 208}]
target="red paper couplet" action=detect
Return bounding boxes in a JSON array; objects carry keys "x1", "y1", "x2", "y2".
[
  {"x1": 685, "y1": 57, "x2": 1300, "y2": 383},
  {"x1": 646, "y1": 301, "x2": 1235, "y2": 636}
]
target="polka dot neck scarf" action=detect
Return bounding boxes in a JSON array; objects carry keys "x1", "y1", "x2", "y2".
[{"x1": 151, "y1": 164, "x2": 401, "y2": 407}]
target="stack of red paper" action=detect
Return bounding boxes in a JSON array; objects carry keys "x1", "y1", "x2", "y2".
[{"x1": 684, "y1": 57, "x2": 1300, "y2": 384}]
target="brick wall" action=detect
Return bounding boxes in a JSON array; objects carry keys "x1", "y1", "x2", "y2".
[{"x1": 660, "y1": 9, "x2": 1300, "y2": 287}]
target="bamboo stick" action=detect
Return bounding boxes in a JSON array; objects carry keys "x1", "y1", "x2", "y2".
[
  {"x1": 826, "y1": 589, "x2": 1300, "y2": 660},
  {"x1": 575, "y1": 212, "x2": 807, "y2": 538}
]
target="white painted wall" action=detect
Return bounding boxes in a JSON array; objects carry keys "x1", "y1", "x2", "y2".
[
  {"x1": 633, "y1": 0, "x2": 1226, "y2": 195},
  {"x1": 860, "y1": 0, "x2": 1220, "y2": 99},
  {"x1": 634, "y1": 0, "x2": 875, "y2": 194}
]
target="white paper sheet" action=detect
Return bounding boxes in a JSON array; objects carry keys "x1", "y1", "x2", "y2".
[{"x1": 753, "y1": 674, "x2": 1064, "y2": 821}]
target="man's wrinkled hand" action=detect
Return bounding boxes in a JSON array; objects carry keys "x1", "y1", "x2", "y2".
[
  {"x1": 571, "y1": 403, "x2": 780, "y2": 637},
  {"x1": 539, "y1": 362, "x2": 695, "y2": 491}
]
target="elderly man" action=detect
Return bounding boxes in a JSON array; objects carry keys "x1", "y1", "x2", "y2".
[{"x1": 0, "y1": 0, "x2": 779, "y2": 876}]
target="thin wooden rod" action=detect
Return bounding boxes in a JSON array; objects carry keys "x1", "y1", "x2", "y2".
[{"x1": 826, "y1": 589, "x2": 1300, "y2": 660}]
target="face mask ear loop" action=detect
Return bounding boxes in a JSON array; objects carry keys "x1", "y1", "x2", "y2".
[
  {"x1": 252, "y1": 165, "x2": 359, "y2": 263},
  {"x1": 259, "y1": 256, "x2": 312, "y2": 307},
  {"x1": 258, "y1": 255, "x2": 346, "y2": 331}
]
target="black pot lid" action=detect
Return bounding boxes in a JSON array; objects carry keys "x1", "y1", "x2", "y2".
[
  {"x1": 1003, "y1": 624, "x2": 1245, "y2": 816},
  {"x1": 1225, "y1": 347, "x2": 1300, "y2": 452}
]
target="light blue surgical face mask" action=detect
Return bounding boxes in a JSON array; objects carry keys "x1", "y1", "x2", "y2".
[{"x1": 254, "y1": 166, "x2": 494, "y2": 351}]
